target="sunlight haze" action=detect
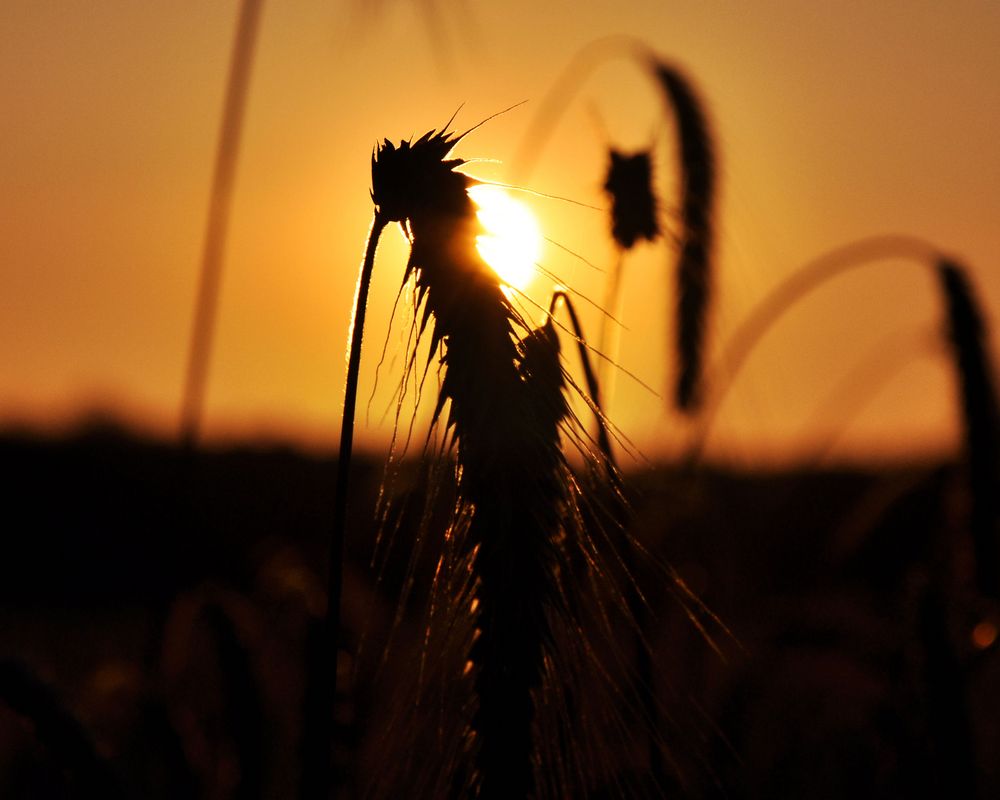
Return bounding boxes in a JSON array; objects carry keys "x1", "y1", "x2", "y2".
[{"x1": 2, "y1": 0, "x2": 998, "y2": 465}]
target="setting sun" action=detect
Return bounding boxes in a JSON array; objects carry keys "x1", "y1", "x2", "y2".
[{"x1": 467, "y1": 184, "x2": 542, "y2": 292}]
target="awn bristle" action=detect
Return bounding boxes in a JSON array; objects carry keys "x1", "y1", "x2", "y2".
[
  {"x1": 649, "y1": 61, "x2": 716, "y2": 413},
  {"x1": 937, "y1": 260, "x2": 1000, "y2": 600}
]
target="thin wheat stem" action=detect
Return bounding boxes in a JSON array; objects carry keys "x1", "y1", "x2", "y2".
[
  {"x1": 510, "y1": 34, "x2": 654, "y2": 185},
  {"x1": 179, "y1": 0, "x2": 264, "y2": 447},
  {"x1": 938, "y1": 260, "x2": 1000, "y2": 601},
  {"x1": 302, "y1": 212, "x2": 388, "y2": 800},
  {"x1": 917, "y1": 585, "x2": 977, "y2": 796}
]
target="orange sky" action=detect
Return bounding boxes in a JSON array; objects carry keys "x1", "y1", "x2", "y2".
[{"x1": 2, "y1": 1, "x2": 999, "y2": 465}]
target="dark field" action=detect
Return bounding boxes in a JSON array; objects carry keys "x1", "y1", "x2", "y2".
[{"x1": 2, "y1": 426, "x2": 998, "y2": 797}]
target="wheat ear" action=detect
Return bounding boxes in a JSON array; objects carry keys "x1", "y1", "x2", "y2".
[
  {"x1": 599, "y1": 149, "x2": 660, "y2": 391},
  {"x1": 646, "y1": 60, "x2": 716, "y2": 413}
]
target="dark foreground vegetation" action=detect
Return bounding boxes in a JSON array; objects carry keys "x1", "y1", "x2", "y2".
[{"x1": 2, "y1": 426, "x2": 999, "y2": 798}]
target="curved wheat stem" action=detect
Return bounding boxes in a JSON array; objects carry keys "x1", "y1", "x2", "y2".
[
  {"x1": 937, "y1": 260, "x2": 1000, "y2": 600},
  {"x1": 303, "y1": 213, "x2": 388, "y2": 800},
  {"x1": 687, "y1": 234, "x2": 941, "y2": 462},
  {"x1": 686, "y1": 239, "x2": 1000, "y2": 606}
]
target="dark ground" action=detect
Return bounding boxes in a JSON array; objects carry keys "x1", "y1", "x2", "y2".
[{"x1": 2, "y1": 424, "x2": 998, "y2": 798}]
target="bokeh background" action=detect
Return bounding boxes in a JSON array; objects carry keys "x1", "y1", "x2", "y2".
[{"x1": 3, "y1": 0, "x2": 998, "y2": 464}]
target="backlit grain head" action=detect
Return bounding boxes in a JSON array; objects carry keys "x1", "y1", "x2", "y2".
[
  {"x1": 371, "y1": 128, "x2": 470, "y2": 224},
  {"x1": 603, "y1": 148, "x2": 660, "y2": 250}
]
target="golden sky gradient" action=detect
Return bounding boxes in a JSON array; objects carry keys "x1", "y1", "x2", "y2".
[{"x1": 2, "y1": 1, "x2": 998, "y2": 465}]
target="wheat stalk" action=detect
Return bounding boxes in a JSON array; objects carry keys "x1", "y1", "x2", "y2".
[
  {"x1": 303, "y1": 213, "x2": 388, "y2": 800},
  {"x1": 179, "y1": 0, "x2": 263, "y2": 447},
  {"x1": 937, "y1": 260, "x2": 1000, "y2": 601},
  {"x1": 688, "y1": 234, "x2": 941, "y2": 462}
]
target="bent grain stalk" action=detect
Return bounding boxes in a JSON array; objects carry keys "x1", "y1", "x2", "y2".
[{"x1": 687, "y1": 234, "x2": 942, "y2": 463}]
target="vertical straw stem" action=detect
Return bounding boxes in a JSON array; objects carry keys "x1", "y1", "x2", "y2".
[
  {"x1": 938, "y1": 260, "x2": 1000, "y2": 600},
  {"x1": 917, "y1": 586, "x2": 977, "y2": 796},
  {"x1": 180, "y1": 0, "x2": 264, "y2": 447},
  {"x1": 301, "y1": 213, "x2": 388, "y2": 800}
]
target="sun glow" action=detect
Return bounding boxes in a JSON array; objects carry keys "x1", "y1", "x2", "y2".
[{"x1": 468, "y1": 184, "x2": 541, "y2": 292}]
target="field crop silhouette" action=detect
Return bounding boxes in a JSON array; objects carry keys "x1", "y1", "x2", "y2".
[{"x1": 2, "y1": 7, "x2": 999, "y2": 800}]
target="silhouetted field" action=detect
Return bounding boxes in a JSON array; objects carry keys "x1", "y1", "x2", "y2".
[{"x1": 3, "y1": 426, "x2": 998, "y2": 798}]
